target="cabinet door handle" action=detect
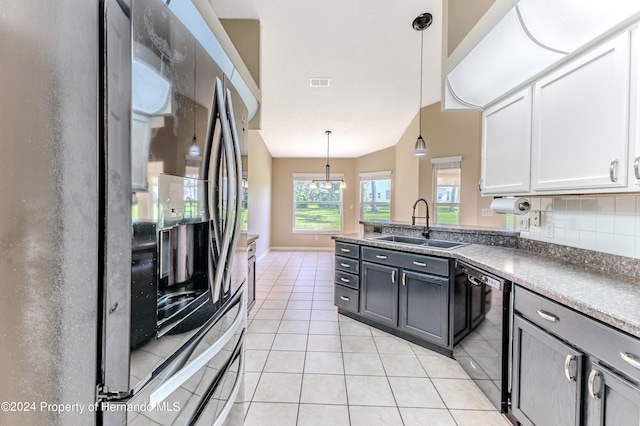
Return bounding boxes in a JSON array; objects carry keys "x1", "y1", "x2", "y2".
[
  {"x1": 340, "y1": 263, "x2": 350, "y2": 268},
  {"x1": 478, "y1": 179, "x2": 482, "y2": 192},
  {"x1": 634, "y1": 157, "x2": 640, "y2": 180},
  {"x1": 340, "y1": 277, "x2": 350, "y2": 283},
  {"x1": 340, "y1": 296, "x2": 350, "y2": 301},
  {"x1": 412, "y1": 261, "x2": 427, "y2": 267},
  {"x1": 619, "y1": 351, "x2": 640, "y2": 370},
  {"x1": 609, "y1": 159, "x2": 618, "y2": 183},
  {"x1": 340, "y1": 248, "x2": 351, "y2": 253},
  {"x1": 564, "y1": 354, "x2": 576, "y2": 382},
  {"x1": 391, "y1": 270, "x2": 396, "y2": 283},
  {"x1": 536, "y1": 309, "x2": 559, "y2": 322},
  {"x1": 588, "y1": 369, "x2": 601, "y2": 399},
  {"x1": 376, "y1": 254, "x2": 387, "y2": 260},
  {"x1": 402, "y1": 272, "x2": 406, "y2": 286}
]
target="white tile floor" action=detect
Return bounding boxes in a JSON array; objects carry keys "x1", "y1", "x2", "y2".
[{"x1": 244, "y1": 250, "x2": 511, "y2": 426}]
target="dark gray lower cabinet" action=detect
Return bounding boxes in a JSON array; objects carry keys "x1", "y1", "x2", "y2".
[
  {"x1": 512, "y1": 285, "x2": 640, "y2": 426},
  {"x1": 360, "y1": 261, "x2": 449, "y2": 347},
  {"x1": 586, "y1": 360, "x2": 640, "y2": 426},
  {"x1": 399, "y1": 269, "x2": 449, "y2": 346},
  {"x1": 360, "y1": 261, "x2": 397, "y2": 328},
  {"x1": 512, "y1": 315, "x2": 583, "y2": 426}
]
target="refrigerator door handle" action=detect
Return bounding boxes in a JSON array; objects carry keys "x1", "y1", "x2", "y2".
[
  {"x1": 148, "y1": 286, "x2": 244, "y2": 407},
  {"x1": 210, "y1": 78, "x2": 234, "y2": 302},
  {"x1": 212, "y1": 342, "x2": 245, "y2": 426},
  {"x1": 221, "y1": 87, "x2": 244, "y2": 295}
]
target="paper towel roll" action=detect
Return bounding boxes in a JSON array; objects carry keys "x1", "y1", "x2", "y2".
[{"x1": 490, "y1": 198, "x2": 530, "y2": 215}]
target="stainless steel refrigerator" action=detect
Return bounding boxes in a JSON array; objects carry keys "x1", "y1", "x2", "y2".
[{"x1": 0, "y1": 0, "x2": 253, "y2": 424}]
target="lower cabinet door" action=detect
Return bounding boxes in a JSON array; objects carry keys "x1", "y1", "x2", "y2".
[
  {"x1": 360, "y1": 261, "x2": 398, "y2": 328},
  {"x1": 399, "y1": 269, "x2": 449, "y2": 346},
  {"x1": 586, "y1": 361, "x2": 640, "y2": 426},
  {"x1": 512, "y1": 315, "x2": 583, "y2": 426}
]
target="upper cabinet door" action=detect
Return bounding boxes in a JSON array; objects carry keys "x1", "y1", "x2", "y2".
[
  {"x1": 531, "y1": 32, "x2": 631, "y2": 192},
  {"x1": 481, "y1": 88, "x2": 532, "y2": 195}
]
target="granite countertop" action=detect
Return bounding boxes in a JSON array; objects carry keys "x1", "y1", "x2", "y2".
[{"x1": 333, "y1": 232, "x2": 640, "y2": 339}]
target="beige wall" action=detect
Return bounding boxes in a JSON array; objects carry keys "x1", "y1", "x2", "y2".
[
  {"x1": 248, "y1": 130, "x2": 272, "y2": 257},
  {"x1": 445, "y1": 0, "x2": 496, "y2": 56},
  {"x1": 271, "y1": 157, "x2": 357, "y2": 248},
  {"x1": 219, "y1": 19, "x2": 260, "y2": 88},
  {"x1": 393, "y1": 114, "x2": 422, "y2": 222},
  {"x1": 418, "y1": 102, "x2": 505, "y2": 228}
]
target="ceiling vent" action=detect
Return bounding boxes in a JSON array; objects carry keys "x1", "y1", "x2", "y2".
[{"x1": 310, "y1": 78, "x2": 330, "y2": 88}]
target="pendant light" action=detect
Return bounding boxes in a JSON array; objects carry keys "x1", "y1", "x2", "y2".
[
  {"x1": 324, "y1": 130, "x2": 333, "y2": 189},
  {"x1": 189, "y1": 42, "x2": 200, "y2": 157},
  {"x1": 413, "y1": 12, "x2": 432, "y2": 156}
]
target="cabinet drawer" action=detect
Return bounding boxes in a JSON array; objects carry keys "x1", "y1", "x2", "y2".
[
  {"x1": 361, "y1": 246, "x2": 449, "y2": 277},
  {"x1": 336, "y1": 256, "x2": 359, "y2": 274},
  {"x1": 335, "y1": 242, "x2": 359, "y2": 259},
  {"x1": 515, "y1": 286, "x2": 640, "y2": 382},
  {"x1": 335, "y1": 270, "x2": 359, "y2": 290},
  {"x1": 335, "y1": 285, "x2": 359, "y2": 313}
]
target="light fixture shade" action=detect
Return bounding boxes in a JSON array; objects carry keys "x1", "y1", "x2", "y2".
[
  {"x1": 414, "y1": 135, "x2": 427, "y2": 156},
  {"x1": 324, "y1": 181, "x2": 332, "y2": 189},
  {"x1": 189, "y1": 135, "x2": 200, "y2": 156},
  {"x1": 339, "y1": 180, "x2": 347, "y2": 189},
  {"x1": 309, "y1": 181, "x2": 317, "y2": 189}
]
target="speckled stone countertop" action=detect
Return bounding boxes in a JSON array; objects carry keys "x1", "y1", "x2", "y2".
[{"x1": 333, "y1": 232, "x2": 640, "y2": 339}]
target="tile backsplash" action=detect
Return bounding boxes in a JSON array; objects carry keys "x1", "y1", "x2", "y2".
[{"x1": 516, "y1": 195, "x2": 640, "y2": 259}]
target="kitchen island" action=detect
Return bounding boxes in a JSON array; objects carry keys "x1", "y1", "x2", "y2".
[
  {"x1": 334, "y1": 227, "x2": 640, "y2": 339},
  {"x1": 333, "y1": 223, "x2": 640, "y2": 425}
]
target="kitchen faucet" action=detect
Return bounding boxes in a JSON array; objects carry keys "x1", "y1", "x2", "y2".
[{"x1": 412, "y1": 198, "x2": 430, "y2": 239}]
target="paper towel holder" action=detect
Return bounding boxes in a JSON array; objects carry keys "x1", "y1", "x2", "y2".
[{"x1": 490, "y1": 197, "x2": 531, "y2": 215}]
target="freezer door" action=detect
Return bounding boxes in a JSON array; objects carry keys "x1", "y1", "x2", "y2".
[{"x1": 102, "y1": 286, "x2": 245, "y2": 425}]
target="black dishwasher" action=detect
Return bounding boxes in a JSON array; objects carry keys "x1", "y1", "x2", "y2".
[{"x1": 455, "y1": 260, "x2": 512, "y2": 413}]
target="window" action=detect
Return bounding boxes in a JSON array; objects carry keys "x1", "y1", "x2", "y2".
[
  {"x1": 293, "y1": 173, "x2": 343, "y2": 233},
  {"x1": 431, "y1": 156, "x2": 461, "y2": 225},
  {"x1": 360, "y1": 171, "x2": 391, "y2": 221}
]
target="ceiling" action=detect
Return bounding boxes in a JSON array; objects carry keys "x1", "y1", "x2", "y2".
[{"x1": 209, "y1": 0, "x2": 443, "y2": 158}]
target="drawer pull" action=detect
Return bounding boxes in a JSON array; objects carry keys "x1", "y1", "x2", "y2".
[
  {"x1": 375, "y1": 254, "x2": 388, "y2": 260},
  {"x1": 340, "y1": 263, "x2": 350, "y2": 268},
  {"x1": 620, "y1": 352, "x2": 640, "y2": 370},
  {"x1": 340, "y1": 248, "x2": 351, "y2": 253},
  {"x1": 340, "y1": 296, "x2": 350, "y2": 301},
  {"x1": 588, "y1": 369, "x2": 601, "y2": 399},
  {"x1": 536, "y1": 310, "x2": 559, "y2": 323},
  {"x1": 564, "y1": 354, "x2": 576, "y2": 382},
  {"x1": 340, "y1": 277, "x2": 350, "y2": 283},
  {"x1": 412, "y1": 261, "x2": 427, "y2": 267}
]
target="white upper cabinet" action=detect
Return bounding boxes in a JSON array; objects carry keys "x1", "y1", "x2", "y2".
[
  {"x1": 481, "y1": 88, "x2": 532, "y2": 195},
  {"x1": 531, "y1": 32, "x2": 631, "y2": 192}
]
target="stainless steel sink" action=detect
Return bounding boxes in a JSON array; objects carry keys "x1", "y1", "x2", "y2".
[{"x1": 372, "y1": 235, "x2": 467, "y2": 250}]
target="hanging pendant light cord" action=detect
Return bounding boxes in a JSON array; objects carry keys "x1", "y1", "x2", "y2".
[
  {"x1": 419, "y1": 30, "x2": 423, "y2": 136},
  {"x1": 326, "y1": 131, "x2": 331, "y2": 182}
]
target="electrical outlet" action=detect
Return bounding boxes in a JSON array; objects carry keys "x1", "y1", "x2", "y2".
[
  {"x1": 481, "y1": 209, "x2": 493, "y2": 217},
  {"x1": 518, "y1": 217, "x2": 529, "y2": 231},
  {"x1": 545, "y1": 223, "x2": 554, "y2": 238},
  {"x1": 314, "y1": 235, "x2": 318, "y2": 241},
  {"x1": 531, "y1": 210, "x2": 541, "y2": 227}
]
